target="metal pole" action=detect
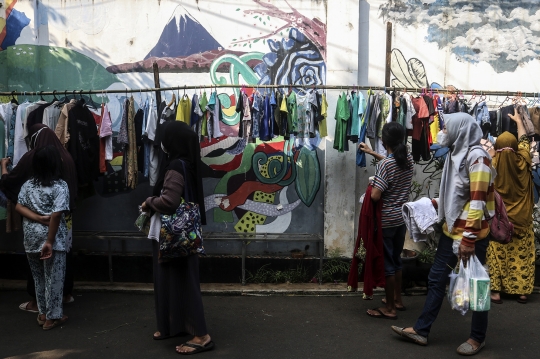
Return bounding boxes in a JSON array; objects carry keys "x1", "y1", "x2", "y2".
[
  {"x1": 319, "y1": 239, "x2": 324, "y2": 285},
  {"x1": 385, "y1": 22, "x2": 393, "y2": 88},
  {"x1": 108, "y1": 239, "x2": 113, "y2": 283},
  {"x1": 152, "y1": 62, "x2": 162, "y2": 105},
  {"x1": 241, "y1": 241, "x2": 247, "y2": 286},
  {"x1": 0, "y1": 86, "x2": 535, "y2": 97}
]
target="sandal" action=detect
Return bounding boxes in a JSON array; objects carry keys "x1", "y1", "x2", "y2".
[
  {"x1": 176, "y1": 340, "x2": 215, "y2": 355},
  {"x1": 517, "y1": 296, "x2": 528, "y2": 304},
  {"x1": 19, "y1": 301, "x2": 38, "y2": 313},
  {"x1": 43, "y1": 316, "x2": 68, "y2": 331},
  {"x1": 381, "y1": 298, "x2": 406, "y2": 311},
  {"x1": 366, "y1": 308, "x2": 397, "y2": 320},
  {"x1": 37, "y1": 314, "x2": 45, "y2": 326}
]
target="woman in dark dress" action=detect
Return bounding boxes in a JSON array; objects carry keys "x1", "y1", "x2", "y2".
[{"x1": 142, "y1": 121, "x2": 214, "y2": 355}]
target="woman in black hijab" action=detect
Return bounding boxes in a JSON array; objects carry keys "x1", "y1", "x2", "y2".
[
  {"x1": 1, "y1": 124, "x2": 78, "y2": 313},
  {"x1": 142, "y1": 121, "x2": 213, "y2": 355}
]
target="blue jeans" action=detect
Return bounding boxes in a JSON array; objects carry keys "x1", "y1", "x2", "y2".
[{"x1": 414, "y1": 233, "x2": 489, "y2": 343}]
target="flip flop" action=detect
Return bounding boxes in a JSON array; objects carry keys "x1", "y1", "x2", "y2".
[
  {"x1": 37, "y1": 315, "x2": 45, "y2": 326},
  {"x1": 43, "y1": 317, "x2": 68, "y2": 331},
  {"x1": 367, "y1": 308, "x2": 397, "y2": 320},
  {"x1": 517, "y1": 296, "x2": 528, "y2": 304},
  {"x1": 381, "y1": 298, "x2": 407, "y2": 311},
  {"x1": 19, "y1": 302, "x2": 38, "y2": 313},
  {"x1": 176, "y1": 341, "x2": 215, "y2": 355}
]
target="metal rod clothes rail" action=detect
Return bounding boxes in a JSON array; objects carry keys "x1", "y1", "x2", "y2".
[{"x1": 1, "y1": 85, "x2": 539, "y2": 98}]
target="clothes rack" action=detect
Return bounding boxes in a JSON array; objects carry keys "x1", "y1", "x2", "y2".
[{"x1": 1, "y1": 86, "x2": 539, "y2": 98}]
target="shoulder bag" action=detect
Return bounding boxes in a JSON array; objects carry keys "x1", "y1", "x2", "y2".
[{"x1": 158, "y1": 160, "x2": 205, "y2": 262}]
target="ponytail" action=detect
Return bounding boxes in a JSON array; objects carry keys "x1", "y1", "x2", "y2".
[{"x1": 382, "y1": 122, "x2": 410, "y2": 171}]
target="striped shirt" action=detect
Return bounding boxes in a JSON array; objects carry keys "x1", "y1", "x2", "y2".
[
  {"x1": 372, "y1": 153, "x2": 414, "y2": 228},
  {"x1": 442, "y1": 156, "x2": 495, "y2": 246}
]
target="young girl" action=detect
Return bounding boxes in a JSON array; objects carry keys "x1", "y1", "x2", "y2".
[{"x1": 16, "y1": 145, "x2": 70, "y2": 330}]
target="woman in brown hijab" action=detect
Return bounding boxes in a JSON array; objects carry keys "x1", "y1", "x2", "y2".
[
  {"x1": 487, "y1": 109, "x2": 536, "y2": 304},
  {"x1": 1, "y1": 124, "x2": 78, "y2": 312}
]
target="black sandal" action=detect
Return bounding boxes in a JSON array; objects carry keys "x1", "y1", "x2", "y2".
[{"x1": 176, "y1": 341, "x2": 215, "y2": 355}]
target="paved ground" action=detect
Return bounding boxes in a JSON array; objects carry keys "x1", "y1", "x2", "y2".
[{"x1": 0, "y1": 288, "x2": 538, "y2": 359}]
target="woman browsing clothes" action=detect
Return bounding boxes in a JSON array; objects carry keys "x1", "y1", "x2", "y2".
[
  {"x1": 141, "y1": 121, "x2": 214, "y2": 355},
  {"x1": 359, "y1": 122, "x2": 414, "y2": 320},
  {"x1": 487, "y1": 109, "x2": 536, "y2": 304}
]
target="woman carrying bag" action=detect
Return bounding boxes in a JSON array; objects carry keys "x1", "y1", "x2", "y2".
[{"x1": 141, "y1": 121, "x2": 214, "y2": 355}]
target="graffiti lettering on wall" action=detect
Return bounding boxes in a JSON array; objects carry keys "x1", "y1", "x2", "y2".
[{"x1": 380, "y1": 1, "x2": 540, "y2": 73}]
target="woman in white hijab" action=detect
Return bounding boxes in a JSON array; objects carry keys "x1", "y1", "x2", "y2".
[{"x1": 391, "y1": 113, "x2": 495, "y2": 356}]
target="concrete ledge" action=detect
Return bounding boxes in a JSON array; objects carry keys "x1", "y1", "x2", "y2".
[{"x1": 2, "y1": 279, "x2": 537, "y2": 296}]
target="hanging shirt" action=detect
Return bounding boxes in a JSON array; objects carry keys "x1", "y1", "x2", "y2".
[
  {"x1": 251, "y1": 92, "x2": 263, "y2": 139},
  {"x1": 100, "y1": 104, "x2": 113, "y2": 161},
  {"x1": 42, "y1": 102, "x2": 62, "y2": 130},
  {"x1": 287, "y1": 92, "x2": 298, "y2": 134},
  {"x1": 356, "y1": 91, "x2": 373, "y2": 167},
  {"x1": 333, "y1": 92, "x2": 350, "y2": 153},
  {"x1": 211, "y1": 92, "x2": 223, "y2": 139},
  {"x1": 296, "y1": 93, "x2": 310, "y2": 142},
  {"x1": 13, "y1": 102, "x2": 31, "y2": 167},
  {"x1": 199, "y1": 92, "x2": 208, "y2": 136},
  {"x1": 176, "y1": 95, "x2": 192, "y2": 124},
  {"x1": 319, "y1": 93, "x2": 328, "y2": 137},
  {"x1": 402, "y1": 93, "x2": 416, "y2": 130},
  {"x1": 349, "y1": 93, "x2": 360, "y2": 143},
  {"x1": 260, "y1": 94, "x2": 273, "y2": 142}
]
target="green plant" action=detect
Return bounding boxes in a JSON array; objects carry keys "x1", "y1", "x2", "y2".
[
  {"x1": 314, "y1": 248, "x2": 351, "y2": 283},
  {"x1": 409, "y1": 180, "x2": 423, "y2": 201},
  {"x1": 244, "y1": 263, "x2": 308, "y2": 284},
  {"x1": 417, "y1": 247, "x2": 436, "y2": 264}
]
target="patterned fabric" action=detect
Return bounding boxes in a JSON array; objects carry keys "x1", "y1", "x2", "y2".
[
  {"x1": 18, "y1": 179, "x2": 70, "y2": 253},
  {"x1": 442, "y1": 156, "x2": 495, "y2": 244},
  {"x1": 372, "y1": 153, "x2": 414, "y2": 228},
  {"x1": 487, "y1": 226, "x2": 536, "y2": 295},
  {"x1": 158, "y1": 200, "x2": 204, "y2": 261},
  {"x1": 27, "y1": 251, "x2": 66, "y2": 320},
  {"x1": 126, "y1": 97, "x2": 138, "y2": 189}
]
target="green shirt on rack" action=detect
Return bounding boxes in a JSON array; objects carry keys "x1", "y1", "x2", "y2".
[
  {"x1": 199, "y1": 92, "x2": 209, "y2": 136},
  {"x1": 333, "y1": 92, "x2": 350, "y2": 153},
  {"x1": 287, "y1": 91, "x2": 298, "y2": 134}
]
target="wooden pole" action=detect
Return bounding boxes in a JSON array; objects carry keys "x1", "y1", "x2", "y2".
[
  {"x1": 385, "y1": 22, "x2": 393, "y2": 88},
  {"x1": 152, "y1": 62, "x2": 162, "y2": 104}
]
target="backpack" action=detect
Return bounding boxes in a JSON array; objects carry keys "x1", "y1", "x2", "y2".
[{"x1": 487, "y1": 190, "x2": 513, "y2": 244}]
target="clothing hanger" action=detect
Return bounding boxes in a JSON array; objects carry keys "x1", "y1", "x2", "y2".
[
  {"x1": 52, "y1": 90, "x2": 59, "y2": 102},
  {"x1": 167, "y1": 92, "x2": 176, "y2": 108},
  {"x1": 10, "y1": 91, "x2": 18, "y2": 105},
  {"x1": 39, "y1": 91, "x2": 45, "y2": 101},
  {"x1": 498, "y1": 92, "x2": 510, "y2": 109}
]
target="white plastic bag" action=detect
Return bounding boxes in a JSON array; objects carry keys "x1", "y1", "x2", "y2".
[
  {"x1": 468, "y1": 255, "x2": 491, "y2": 312},
  {"x1": 450, "y1": 259, "x2": 470, "y2": 315}
]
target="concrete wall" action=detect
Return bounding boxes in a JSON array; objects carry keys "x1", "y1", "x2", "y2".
[{"x1": 1, "y1": 0, "x2": 540, "y2": 257}]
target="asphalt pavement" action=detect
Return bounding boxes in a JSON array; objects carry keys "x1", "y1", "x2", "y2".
[{"x1": 0, "y1": 290, "x2": 538, "y2": 359}]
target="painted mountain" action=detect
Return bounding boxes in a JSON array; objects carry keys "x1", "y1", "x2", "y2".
[
  {"x1": 145, "y1": 5, "x2": 223, "y2": 59},
  {"x1": 107, "y1": 5, "x2": 255, "y2": 74}
]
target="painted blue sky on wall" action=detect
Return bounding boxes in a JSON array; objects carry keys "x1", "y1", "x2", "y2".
[{"x1": 379, "y1": 0, "x2": 540, "y2": 73}]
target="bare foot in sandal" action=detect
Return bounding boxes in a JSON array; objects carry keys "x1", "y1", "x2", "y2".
[
  {"x1": 176, "y1": 334, "x2": 214, "y2": 355},
  {"x1": 43, "y1": 315, "x2": 68, "y2": 330}
]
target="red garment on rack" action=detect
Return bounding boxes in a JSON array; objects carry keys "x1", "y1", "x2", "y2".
[{"x1": 347, "y1": 185, "x2": 384, "y2": 295}]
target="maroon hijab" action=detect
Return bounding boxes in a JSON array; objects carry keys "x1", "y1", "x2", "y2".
[{"x1": 0, "y1": 124, "x2": 78, "y2": 210}]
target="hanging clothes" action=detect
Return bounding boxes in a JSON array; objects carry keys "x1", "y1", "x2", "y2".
[
  {"x1": 319, "y1": 93, "x2": 328, "y2": 138},
  {"x1": 287, "y1": 91, "x2": 298, "y2": 135},
  {"x1": 356, "y1": 90, "x2": 373, "y2": 167},
  {"x1": 176, "y1": 95, "x2": 191, "y2": 124},
  {"x1": 333, "y1": 92, "x2": 350, "y2": 153},
  {"x1": 126, "y1": 96, "x2": 138, "y2": 189},
  {"x1": 260, "y1": 94, "x2": 273, "y2": 142},
  {"x1": 251, "y1": 92, "x2": 263, "y2": 140}
]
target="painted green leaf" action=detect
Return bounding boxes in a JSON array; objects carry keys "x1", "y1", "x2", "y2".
[
  {"x1": 249, "y1": 44, "x2": 252, "y2": 48},
  {"x1": 254, "y1": 16, "x2": 258, "y2": 18},
  {"x1": 263, "y1": 39, "x2": 265, "y2": 44},
  {"x1": 243, "y1": 43, "x2": 247, "y2": 47},
  {"x1": 253, "y1": 39, "x2": 260, "y2": 43},
  {"x1": 236, "y1": 8, "x2": 240, "y2": 11},
  {"x1": 263, "y1": 22, "x2": 266, "y2": 25},
  {"x1": 233, "y1": 44, "x2": 237, "y2": 47},
  {"x1": 232, "y1": 38, "x2": 237, "y2": 41},
  {"x1": 259, "y1": 17, "x2": 262, "y2": 22},
  {"x1": 295, "y1": 147, "x2": 321, "y2": 207},
  {"x1": 267, "y1": 16, "x2": 270, "y2": 20}
]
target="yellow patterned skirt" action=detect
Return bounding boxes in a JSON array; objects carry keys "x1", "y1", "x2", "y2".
[{"x1": 487, "y1": 225, "x2": 536, "y2": 295}]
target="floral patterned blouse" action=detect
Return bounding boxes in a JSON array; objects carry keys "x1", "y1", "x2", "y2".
[{"x1": 18, "y1": 179, "x2": 70, "y2": 253}]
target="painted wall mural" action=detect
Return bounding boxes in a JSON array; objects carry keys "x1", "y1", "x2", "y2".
[
  {"x1": 379, "y1": 0, "x2": 540, "y2": 73},
  {"x1": 0, "y1": 0, "x2": 327, "y2": 235}
]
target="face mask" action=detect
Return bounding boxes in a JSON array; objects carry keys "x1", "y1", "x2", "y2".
[{"x1": 437, "y1": 131, "x2": 449, "y2": 147}]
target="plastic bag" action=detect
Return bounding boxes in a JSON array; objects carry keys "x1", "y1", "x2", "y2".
[
  {"x1": 468, "y1": 255, "x2": 491, "y2": 312},
  {"x1": 135, "y1": 206, "x2": 150, "y2": 235},
  {"x1": 450, "y1": 259, "x2": 470, "y2": 315}
]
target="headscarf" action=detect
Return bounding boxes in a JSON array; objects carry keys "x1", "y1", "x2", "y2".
[
  {"x1": 0, "y1": 124, "x2": 78, "y2": 210},
  {"x1": 438, "y1": 113, "x2": 493, "y2": 231},
  {"x1": 154, "y1": 121, "x2": 206, "y2": 225},
  {"x1": 492, "y1": 131, "x2": 533, "y2": 233}
]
